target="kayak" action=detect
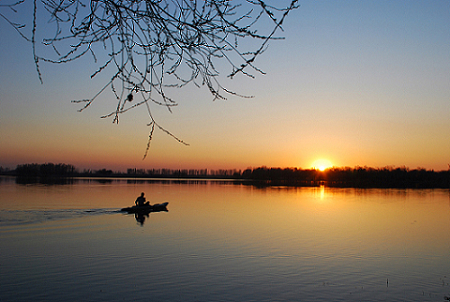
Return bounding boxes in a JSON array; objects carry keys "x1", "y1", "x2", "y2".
[{"x1": 121, "y1": 202, "x2": 169, "y2": 214}]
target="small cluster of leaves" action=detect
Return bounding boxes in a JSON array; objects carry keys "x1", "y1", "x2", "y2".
[{"x1": 2, "y1": 0, "x2": 298, "y2": 158}]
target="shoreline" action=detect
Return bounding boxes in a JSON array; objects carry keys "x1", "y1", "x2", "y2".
[{"x1": 1, "y1": 175, "x2": 449, "y2": 189}]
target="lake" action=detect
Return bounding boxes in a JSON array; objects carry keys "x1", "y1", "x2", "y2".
[{"x1": 1, "y1": 176, "x2": 449, "y2": 301}]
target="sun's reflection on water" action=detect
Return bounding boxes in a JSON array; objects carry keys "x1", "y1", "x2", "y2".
[{"x1": 318, "y1": 185, "x2": 325, "y2": 200}]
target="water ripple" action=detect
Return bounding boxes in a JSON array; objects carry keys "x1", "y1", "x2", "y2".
[{"x1": 0, "y1": 208, "x2": 119, "y2": 226}]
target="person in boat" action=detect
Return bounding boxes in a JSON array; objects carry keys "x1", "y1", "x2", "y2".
[{"x1": 135, "y1": 192, "x2": 150, "y2": 207}]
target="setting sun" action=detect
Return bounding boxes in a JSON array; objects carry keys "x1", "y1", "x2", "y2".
[{"x1": 312, "y1": 159, "x2": 333, "y2": 171}]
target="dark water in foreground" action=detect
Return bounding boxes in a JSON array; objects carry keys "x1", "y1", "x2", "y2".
[{"x1": 1, "y1": 177, "x2": 449, "y2": 301}]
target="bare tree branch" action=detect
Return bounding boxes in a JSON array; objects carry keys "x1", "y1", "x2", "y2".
[{"x1": 2, "y1": 0, "x2": 298, "y2": 156}]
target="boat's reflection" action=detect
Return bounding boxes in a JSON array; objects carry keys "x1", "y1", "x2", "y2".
[
  {"x1": 134, "y1": 212, "x2": 149, "y2": 225},
  {"x1": 134, "y1": 208, "x2": 169, "y2": 225},
  {"x1": 120, "y1": 202, "x2": 169, "y2": 226},
  {"x1": 130, "y1": 207, "x2": 169, "y2": 226}
]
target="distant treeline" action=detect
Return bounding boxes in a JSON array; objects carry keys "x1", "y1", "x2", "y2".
[
  {"x1": 1, "y1": 163, "x2": 242, "y2": 180},
  {"x1": 8, "y1": 163, "x2": 76, "y2": 184},
  {"x1": 15, "y1": 163, "x2": 76, "y2": 177},
  {"x1": 2, "y1": 163, "x2": 450, "y2": 188},
  {"x1": 241, "y1": 166, "x2": 450, "y2": 188},
  {"x1": 322, "y1": 166, "x2": 450, "y2": 188}
]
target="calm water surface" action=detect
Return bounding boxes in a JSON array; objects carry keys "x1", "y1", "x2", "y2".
[{"x1": 1, "y1": 177, "x2": 449, "y2": 301}]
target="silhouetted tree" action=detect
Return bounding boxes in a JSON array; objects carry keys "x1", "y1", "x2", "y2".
[
  {"x1": 15, "y1": 163, "x2": 75, "y2": 184},
  {"x1": 240, "y1": 166, "x2": 450, "y2": 188},
  {"x1": 1, "y1": 0, "x2": 298, "y2": 157},
  {"x1": 95, "y1": 168, "x2": 113, "y2": 176}
]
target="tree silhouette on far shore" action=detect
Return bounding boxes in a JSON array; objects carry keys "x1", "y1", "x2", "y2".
[{"x1": 8, "y1": 163, "x2": 450, "y2": 188}]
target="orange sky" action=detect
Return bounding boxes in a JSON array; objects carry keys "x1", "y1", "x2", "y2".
[{"x1": 1, "y1": 1, "x2": 449, "y2": 172}]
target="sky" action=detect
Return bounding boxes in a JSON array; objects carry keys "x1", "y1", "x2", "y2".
[{"x1": 1, "y1": 0, "x2": 449, "y2": 172}]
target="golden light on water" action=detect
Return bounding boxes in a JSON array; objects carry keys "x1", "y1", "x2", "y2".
[{"x1": 312, "y1": 159, "x2": 333, "y2": 171}]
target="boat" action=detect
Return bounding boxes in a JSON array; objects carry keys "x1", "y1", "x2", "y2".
[{"x1": 121, "y1": 202, "x2": 169, "y2": 214}]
